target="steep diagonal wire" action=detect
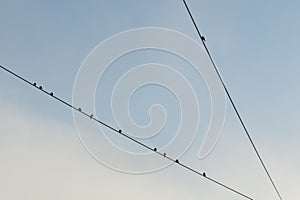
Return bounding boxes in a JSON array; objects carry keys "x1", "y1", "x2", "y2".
[
  {"x1": 0, "y1": 65, "x2": 253, "y2": 200},
  {"x1": 182, "y1": 1, "x2": 283, "y2": 200}
]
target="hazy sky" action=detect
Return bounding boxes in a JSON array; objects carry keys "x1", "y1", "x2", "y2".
[{"x1": 0, "y1": 0, "x2": 299, "y2": 199}]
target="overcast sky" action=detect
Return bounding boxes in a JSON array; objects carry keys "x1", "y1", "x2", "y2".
[{"x1": 0, "y1": 0, "x2": 299, "y2": 199}]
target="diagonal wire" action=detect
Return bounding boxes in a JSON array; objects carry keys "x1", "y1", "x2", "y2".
[
  {"x1": 0, "y1": 64, "x2": 253, "y2": 200},
  {"x1": 182, "y1": 1, "x2": 283, "y2": 199}
]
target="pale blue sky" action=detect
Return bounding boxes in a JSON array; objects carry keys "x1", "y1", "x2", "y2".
[{"x1": 0, "y1": 0, "x2": 299, "y2": 199}]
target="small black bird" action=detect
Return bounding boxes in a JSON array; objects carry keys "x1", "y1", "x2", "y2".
[
  {"x1": 153, "y1": 148, "x2": 157, "y2": 152},
  {"x1": 50, "y1": 92, "x2": 53, "y2": 96},
  {"x1": 163, "y1": 153, "x2": 166, "y2": 157},
  {"x1": 39, "y1": 86, "x2": 43, "y2": 90},
  {"x1": 203, "y1": 172, "x2": 206, "y2": 177},
  {"x1": 90, "y1": 114, "x2": 93, "y2": 119},
  {"x1": 118, "y1": 129, "x2": 122, "y2": 133},
  {"x1": 78, "y1": 108, "x2": 82, "y2": 112},
  {"x1": 33, "y1": 82, "x2": 37, "y2": 86},
  {"x1": 175, "y1": 159, "x2": 179, "y2": 163},
  {"x1": 201, "y1": 36, "x2": 206, "y2": 41}
]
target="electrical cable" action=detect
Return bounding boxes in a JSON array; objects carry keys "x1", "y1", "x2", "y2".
[
  {"x1": 182, "y1": 1, "x2": 283, "y2": 199},
  {"x1": 0, "y1": 64, "x2": 253, "y2": 199}
]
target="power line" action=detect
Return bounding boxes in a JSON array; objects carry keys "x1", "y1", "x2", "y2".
[
  {"x1": 182, "y1": 1, "x2": 283, "y2": 199},
  {"x1": 0, "y1": 65, "x2": 253, "y2": 199}
]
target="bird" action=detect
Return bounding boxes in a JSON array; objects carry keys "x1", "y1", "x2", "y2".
[
  {"x1": 78, "y1": 108, "x2": 82, "y2": 112},
  {"x1": 203, "y1": 172, "x2": 206, "y2": 177},
  {"x1": 33, "y1": 82, "x2": 36, "y2": 86},
  {"x1": 201, "y1": 36, "x2": 206, "y2": 41},
  {"x1": 50, "y1": 92, "x2": 53, "y2": 96},
  {"x1": 175, "y1": 159, "x2": 179, "y2": 163},
  {"x1": 163, "y1": 153, "x2": 166, "y2": 157},
  {"x1": 153, "y1": 148, "x2": 157, "y2": 152},
  {"x1": 39, "y1": 86, "x2": 43, "y2": 90},
  {"x1": 118, "y1": 129, "x2": 122, "y2": 133},
  {"x1": 90, "y1": 114, "x2": 93, "y2": 119}
]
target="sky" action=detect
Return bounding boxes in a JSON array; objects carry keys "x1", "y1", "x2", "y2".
[{"x1": 0, "y1": 0, "x2": 299, "y2": 199}]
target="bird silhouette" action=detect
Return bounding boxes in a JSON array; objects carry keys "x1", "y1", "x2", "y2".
[
  {"x1": 154, "y1": 148, "x2": 157, "y2": 152},
  {"x1": 203, "y1": 172, "x2": 206, "y2": 177},
  {"x1": 118, "y1": 129, "x2": 122, "y2": 133}
]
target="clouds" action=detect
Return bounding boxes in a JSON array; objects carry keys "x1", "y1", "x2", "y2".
[
  {"x1": 1, "y1": 0, "x2": 300, "y2": 199},
  {"x1": 0, "y1": 99, "x2": 201, "y2": 200},
  {"x1": 0, "y1": 96, "x2": 299, "y2": 200}
]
